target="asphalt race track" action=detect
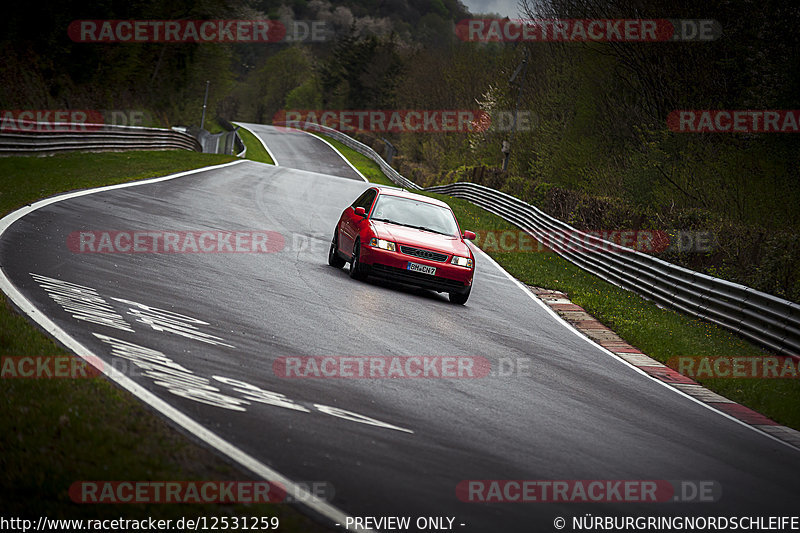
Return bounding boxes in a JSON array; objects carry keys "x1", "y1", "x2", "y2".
[
  {"x1": 235, "y1": 122, "x2": 364, "y2": 181},
  {"x1": 1, "y1": 125, "x2": 799, "y2": 532}
]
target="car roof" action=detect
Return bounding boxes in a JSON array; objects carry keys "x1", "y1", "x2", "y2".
[{"x1": 373, "y1": 186, "x2": 451, "y2": 209}]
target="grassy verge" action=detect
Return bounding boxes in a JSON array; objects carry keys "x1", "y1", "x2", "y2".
[
  {"x1": 236, "y1": 127, "x2": 275, "y2": 165},
  {"x1": 0, "y1": 151, "x2": 329, "y2": 529},
  {"x1": 321, "y1": 136, "x2": 800, "y2": 431}
]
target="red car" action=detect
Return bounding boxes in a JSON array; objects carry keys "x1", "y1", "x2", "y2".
[{"x1": 328, "y1": 186, "x2": 476, "y2": 304}]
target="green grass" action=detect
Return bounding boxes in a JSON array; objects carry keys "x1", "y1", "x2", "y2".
[
  {"x1": 0, "y1": 150, "x2": 329, "y2": 529},
  {"x1": 236, "y1": 126, "x2": 275, "y2": 165},
  {"x1": 324, "y1": 138, "x2": 800, "y2": 431},
  {"x1": 0, "y1": 151, "x2": 236, "y2": 214}
]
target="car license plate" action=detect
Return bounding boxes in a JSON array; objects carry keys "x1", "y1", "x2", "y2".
[{"x1": 407, "y1": 262, "x2": 436, "y2": 276}]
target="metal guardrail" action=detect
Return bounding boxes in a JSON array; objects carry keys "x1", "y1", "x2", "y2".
[
  {"x1": 216, "y1": 118, "x2": 246, "y2": 157},
  {"x1": 426, "y1": 182, "x2": 800, "y2": 357},
  {"x1": 279, "y1": 120, "x2": 799, "y2": 356},
  {"x1": 183, "y1": 124, "x2": 244, "y2": 156},
  {"x1": 273, "y1": 121, "x2": 421, "y2": 190},
  {"x1": 233, "y1": 129, "x2": 246, "y2": 158},
  {"x1": 0, "y1": 124, "x2": 201, "y2": 155}
]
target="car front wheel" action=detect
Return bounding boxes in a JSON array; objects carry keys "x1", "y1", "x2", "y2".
[
  {"x1": 328, "y1": 231, "x2": 346, "y2": 268},
  {"x1": 349, "y1": 241, "x2": 367, "y2": 280},
  {"x1": 449, "y1": 286, "x2": 471, "y2": 305}
]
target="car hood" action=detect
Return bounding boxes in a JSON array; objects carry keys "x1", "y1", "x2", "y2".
[{"x1": 370, "y1": 220, "x2": 471, "y2": 256}]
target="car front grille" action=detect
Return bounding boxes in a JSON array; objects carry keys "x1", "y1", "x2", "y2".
[
  {"x1": 370, "y1": 264, "x2": 466, "y2": 291},
  {"x1": 399, "y1": 245, "x2": 448, "y2": 262}
]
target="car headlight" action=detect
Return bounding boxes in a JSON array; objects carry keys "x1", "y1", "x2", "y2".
[
  {"x1": 451, "y1": 255, "x2": 473, "y2": 268},
  {"x1": 369, "y1": 238, "x2": 396, "y2": 252}
]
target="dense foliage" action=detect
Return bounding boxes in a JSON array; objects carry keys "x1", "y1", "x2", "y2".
[{"x1": 2, "y1": 0, "x2": 798, "y2": 300}]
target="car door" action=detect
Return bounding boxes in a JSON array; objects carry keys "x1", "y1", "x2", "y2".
[
  {"x1": 352, "y1": 189, "x2": 377, "y2": 250},
  {"x1": 339, "y1": 189, "x2": 375, "y2": 257}
]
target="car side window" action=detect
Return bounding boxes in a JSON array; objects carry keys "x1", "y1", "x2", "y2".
[
  {"x1": 359, "y1": 190, "x2": 377, "y2": 212},
  {"x1": 351, "y1": 190, "x2": 370, "y2": 209}
]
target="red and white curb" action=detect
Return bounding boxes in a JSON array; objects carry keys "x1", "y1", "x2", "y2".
[{"x1": 530, "y1": 286, "x2": 800, "y2": 450}]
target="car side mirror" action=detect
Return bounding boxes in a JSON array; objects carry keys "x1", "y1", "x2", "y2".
[
  {"x1": 462, "y1": 230, "x2": 476, "y2": 240},
  {"x1": 354, "y1": 207, "x2": 367, "y2": 217}
]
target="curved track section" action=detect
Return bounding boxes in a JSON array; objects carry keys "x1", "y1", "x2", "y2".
[
  {"x1": 236, "y1": 122, "x2": 364, "y2": 181},
  {"x1": 1, "y1": 145, "x2": 798, "y2": 531}
]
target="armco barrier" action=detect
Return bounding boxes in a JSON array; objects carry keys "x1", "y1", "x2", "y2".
[
  {"x1": 216, "y1": 118, "x2": 246, "y2": 157},
  {"x1": 277, "y1": 121, "x2": 799, "y2": 357},
  {"x1": 0, "y1": 124, "x2": 201, "y2": 155},
  {"x1": 426, "y1": 182, "x2": 800, "y2": 357},
  {"x1": 184, "y1": 125, "x2": 245, "y2": 157}
]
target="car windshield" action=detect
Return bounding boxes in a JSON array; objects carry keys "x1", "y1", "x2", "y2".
[{"x1": 370, "y1": 195, "x2": 460, "y2": 237}]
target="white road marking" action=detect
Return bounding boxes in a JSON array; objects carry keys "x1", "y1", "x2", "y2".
[
  {"x1": 111, "y1": 296, "x2": 235, "y2": 348},
  {"x1": 94, "y1": 333, "x2": 249, "y2": 411},
  {"x1": 233, "y1": 122, "x2": 281, "y2": 166},
  {"x1": 31, "y1": 273, "x2": 134, "y2": 332}
]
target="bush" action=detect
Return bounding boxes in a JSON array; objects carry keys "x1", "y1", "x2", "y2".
[{"x1": 501, "y1": 175, "x2": 532, "y2": 202}]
